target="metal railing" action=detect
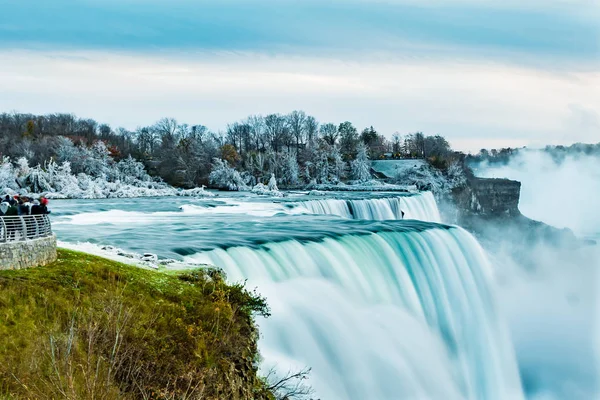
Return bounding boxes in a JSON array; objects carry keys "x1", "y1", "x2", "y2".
[{"x1": 0, "y1": 215, "x2": 53, "y2": 242}]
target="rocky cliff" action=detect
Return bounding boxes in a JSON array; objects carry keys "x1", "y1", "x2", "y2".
[
  {"x1": 453, "y1": 177, "x2": 522, "y2": 218},
  {"x1": 451, "y1": 175, "x2": 581, "y2": 250}
]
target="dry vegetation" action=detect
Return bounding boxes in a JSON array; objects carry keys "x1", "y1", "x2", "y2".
[{"x1": 0, "y1": 249, "x2": 275, "y2": 399}]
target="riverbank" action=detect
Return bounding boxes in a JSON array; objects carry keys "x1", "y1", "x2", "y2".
[{"x1": 0, "y1": 249, "x2": 275, "y2": 399}]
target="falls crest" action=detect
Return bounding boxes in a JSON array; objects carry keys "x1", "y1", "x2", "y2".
[
  {"x1": 186, "y1": 225, "x2": 523, "y2": 400},
  {"x1": 296, "y1": 191, "x2": 441, "y2": 222}
]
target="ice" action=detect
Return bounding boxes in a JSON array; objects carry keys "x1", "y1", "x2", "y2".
[{"x1": 0, "y1": 156, "x2": 214, "y2": 199}]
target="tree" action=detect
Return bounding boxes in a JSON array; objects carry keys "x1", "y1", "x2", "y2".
[
  {"x1": 304, "y1": 116, "x2": 319, "y2": 148},
  {"x1": 338, "y1": 121, "x2": 358, "y2": 160},
  {"x1": 98, "y1": 124, "x2": 112, "y2": 138},
  {"x1": 330, "y1": 146, "x2": 346, "y2": 182},
  {"x1": 25, "y1": 120, "x2": 35, "y2": 138},
  {"x1": 287, "y1": 110, "x2": 307, "y2": 156},
  {"x1": 392, "y1": 132, "x2": 402, "y2": 155},
  {"x1": 221, "y1": 144, "x2": 240, "y2": 165},
  {"x1": 360, "y1": 126, "x2": 378, "y2": 148},
  {"x1": 264, "y1": 114, "x2": 288, "y2": 153},
  {"x1": 319, "y1": 123, "x2": 338, "y2": 146},
  {"x1": 209, "y1": 158, "x2": 247, "y2": 191},
  {"x1": 405, "y1": 132, "x2": 425, "y2": 158},
  {"x1": 226, "y1": 122, "x2": 252, "y2": 156},
  {"x1": 351, "y1": 142, "x2": 371, "y2": 182},
  {"x1": 247, "y1": 115, "x2": 266, "y2": 152},
  {"x1": 424, "y1": 135, "x2": 451, "y2": 159}
]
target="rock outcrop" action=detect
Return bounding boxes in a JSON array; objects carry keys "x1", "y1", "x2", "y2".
[
  {"x1": 453, "y1": 178, "x2": 521, "y2": 218},
  {"x1": 451, "y1": 175, "x2": 582, "y2": 250}
]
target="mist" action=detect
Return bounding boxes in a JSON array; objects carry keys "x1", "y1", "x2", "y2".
[
  {"x1": 471, "y1": 148, "x2": 600, "y2": 399},
  {"x1": 472, "y1": 149, "x2": 600, "y2": 237}
]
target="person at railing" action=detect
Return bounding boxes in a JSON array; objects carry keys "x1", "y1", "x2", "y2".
[
  {"x1": 17, "y1": 196, "x2": 32, "y2": 216},
  {"x1": 31, "y1": 198, "x2": 51, "y2": 215},
  {"x1": 0, "y1": 195, "x2": 50, "y2": 216},
  {"x1": 3, "y1": 195, "x2": 16, "y2": 206},
  {"x1": 1, "y1": 201, "x2": 18, "y2": 216}
]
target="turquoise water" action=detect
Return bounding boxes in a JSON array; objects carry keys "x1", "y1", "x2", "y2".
[{"x1": 50, "y1": 192, "x2": 525, "y2": 399}]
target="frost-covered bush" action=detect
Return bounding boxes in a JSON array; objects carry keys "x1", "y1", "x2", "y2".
[
  {"x1": 251, "y1": 182, "x2": 284, "y2": 197},
  {"x1": 268, "y1": 174, "x2": 279, "y2": 191},
  {"x1": 392, "y1": 161, "x2": 466, "y2": 198},
  {"x1": 209, "y1": 158, "x2": 248, "y2": 191},
  {"x1": 0, "y1": 155, "x2": 213, "y2": 199},
  {"x1": 447, "y1": 161, "x2": 467, "y2": 189},
  {"x1": 350, "y1": 143, "x2": 371, "y2": 182}
]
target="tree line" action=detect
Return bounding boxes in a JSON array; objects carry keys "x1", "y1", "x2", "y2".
[{"x1": 0, "y1": 111, "x2": 455, "y2": 188}]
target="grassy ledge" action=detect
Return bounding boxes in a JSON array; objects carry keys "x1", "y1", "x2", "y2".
[{"x1": 0, "y1": 249, "x2": 275, "y2": 399}]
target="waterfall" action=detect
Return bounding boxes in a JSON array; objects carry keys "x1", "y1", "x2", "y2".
[
  {"x1": 185, "y1": 224, "x2": 524, "y2": 399},
  {"x1": 296, "y1": 192, "x2": 441, "y2": 222}
]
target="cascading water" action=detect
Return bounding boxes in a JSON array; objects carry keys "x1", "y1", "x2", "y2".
[
  {"x1": 186, "y1": 223, "x2": 524, "y2": 400},
  {"x1": 296, "y1": 191, "x2": 441, "y2": 222},
  {"x1": 50, "y1": 194, "x2": 526, "y2": 399}
]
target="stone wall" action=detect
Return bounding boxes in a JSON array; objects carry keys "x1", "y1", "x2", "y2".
[{"x1": 0, "y1": 234, "x2": 57, "y2": 270}]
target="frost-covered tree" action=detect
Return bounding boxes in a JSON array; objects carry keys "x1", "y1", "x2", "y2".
[
  {"x1": 0, "y1": 157, "x2": 19, "y2": 192},
  {"x1": 209, "y1": 158, "x2": 248, "y2": 191},
  {"x1": 281, "y1": 152, "x2": 299, "y2": 186},
  {"x1": 330, "y1": 146, "x2": 346, "y2": 183},
  {"x1": 314, "y1": 148, "x2": 330, "y2": 184},
  {"x1": 113, "y1": 156, "x2": 152, "y2": 184},
  {"x1": 268, "y1": 174, "x2": 279, "y2": 191},
  {"x1": 351, "y1": 142, "x2": 371, "y2": 182}
]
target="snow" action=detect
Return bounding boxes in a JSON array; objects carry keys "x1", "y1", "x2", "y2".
[
  {"x1": 208, "y1": 158, "x2": 248, "y2": 191},
  {"x1": 308, "y1": 180, "x2": 415, "y2": 192},
  {"x1": 0, "y1": 156, "x2": 214, "y2": 199},
  {"x1": 391, "y1": 160, "x2": 466, "y2": 197},
  {"x1": 351, "y1": 142, "x2": 371, "y2": 182},
  {"x1": 57, "y1": 241, "x2": 211, "y2": 271},
  {"x1": 251, "y1": 174, "x2": 284, "y2": 197},
  {"x1": 371, "y1": 159, "x2": 428, "y2": 179}
]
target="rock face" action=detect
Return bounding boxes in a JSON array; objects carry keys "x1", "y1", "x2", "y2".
[
  {"x1": 451, "y1": 176, "x2": 582, "y2": 250},
  {"x1": 0, "y1": 234, "x2": 57, "y2": 270},
  {"x1": 453, "y1": 177, "x2": 521, "y2": 218}
]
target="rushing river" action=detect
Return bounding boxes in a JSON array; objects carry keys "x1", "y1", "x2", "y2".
[{"x1": 49, "y1": 190, "x2": 595, "y2": 399}]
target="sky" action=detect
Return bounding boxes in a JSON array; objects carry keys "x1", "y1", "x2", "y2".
[{"x1": 0, "y1": 0, "x2": 599, "y2": 152}]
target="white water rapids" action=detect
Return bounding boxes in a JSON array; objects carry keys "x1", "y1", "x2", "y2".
[
  {"x1": 51, "y1": 192, "x2": 527, "y2": 399},
  {"x1": 186, "y1": 227, "x2": 523, "y2": 399},
  {"x1": 296, "y1": 191, "x2": 441, "y2": 222}
]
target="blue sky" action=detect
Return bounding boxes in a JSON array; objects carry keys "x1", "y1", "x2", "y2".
[{"x1": 1, "y1": 0, "x2": 598, "y2": 151}]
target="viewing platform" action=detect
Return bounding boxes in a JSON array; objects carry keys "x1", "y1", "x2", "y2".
[{"x1": 0, "y1": 215, "x2": 57, "y2": 270}]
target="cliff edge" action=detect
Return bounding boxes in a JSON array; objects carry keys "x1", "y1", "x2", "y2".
[
  {"x1": 0, "y1": 249, "x2": 276, "y2": 400},
  {"x1": 450, "y1": 175, "x2": 581, "y2": 249}
]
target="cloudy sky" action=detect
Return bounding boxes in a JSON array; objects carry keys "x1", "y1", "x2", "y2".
[{"x1": 1, "y1": 0, "x2": 598, "y2": 151}]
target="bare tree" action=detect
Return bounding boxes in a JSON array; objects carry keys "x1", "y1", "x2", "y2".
[
  {"x1": 304, "y1": 116, "x2": 319, "y2": 149},
  {"x1": 266, "y1": 367, "x2": 316, "y2": 400},
  {"x1": 265, "y1": 114, "x2": 288, "y2": 153},
  {"x1": 287, "y1": 110, "x2": 307, "y2": 157},
  {"x1": 319, "y1": 123, "x2": 338, "y2": 146}
]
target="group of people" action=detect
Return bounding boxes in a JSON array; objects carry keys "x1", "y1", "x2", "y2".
[{"x1": 0, "y1": 195, "x2": 51, "y2": 217}]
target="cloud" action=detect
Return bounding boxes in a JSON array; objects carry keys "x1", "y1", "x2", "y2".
[
  {"x1": 0, "y1": 0, "x2": 598, "y2": 69},
  {"x1": 1, "y1": 50, "x2": 597, "y2": 151}
]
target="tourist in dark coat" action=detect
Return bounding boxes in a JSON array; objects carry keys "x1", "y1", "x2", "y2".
[
  {"x1": 30, "y1": 200, "x2": 42, "y2": 215},
  {"x1": 17, "y1": 197, "x2": 30, "y2": 215},
  {"x1": 5, "y1": 204, "x2": 18, "y2": 216}
]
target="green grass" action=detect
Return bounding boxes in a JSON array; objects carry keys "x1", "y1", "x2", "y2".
[{"x1": 0, "y1": 249, "x2": 274, "y2": 399}]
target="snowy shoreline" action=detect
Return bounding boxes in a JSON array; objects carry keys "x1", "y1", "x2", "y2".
[{"x1": 58, "y1": 240, "x2": 212, "y2": 271}]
